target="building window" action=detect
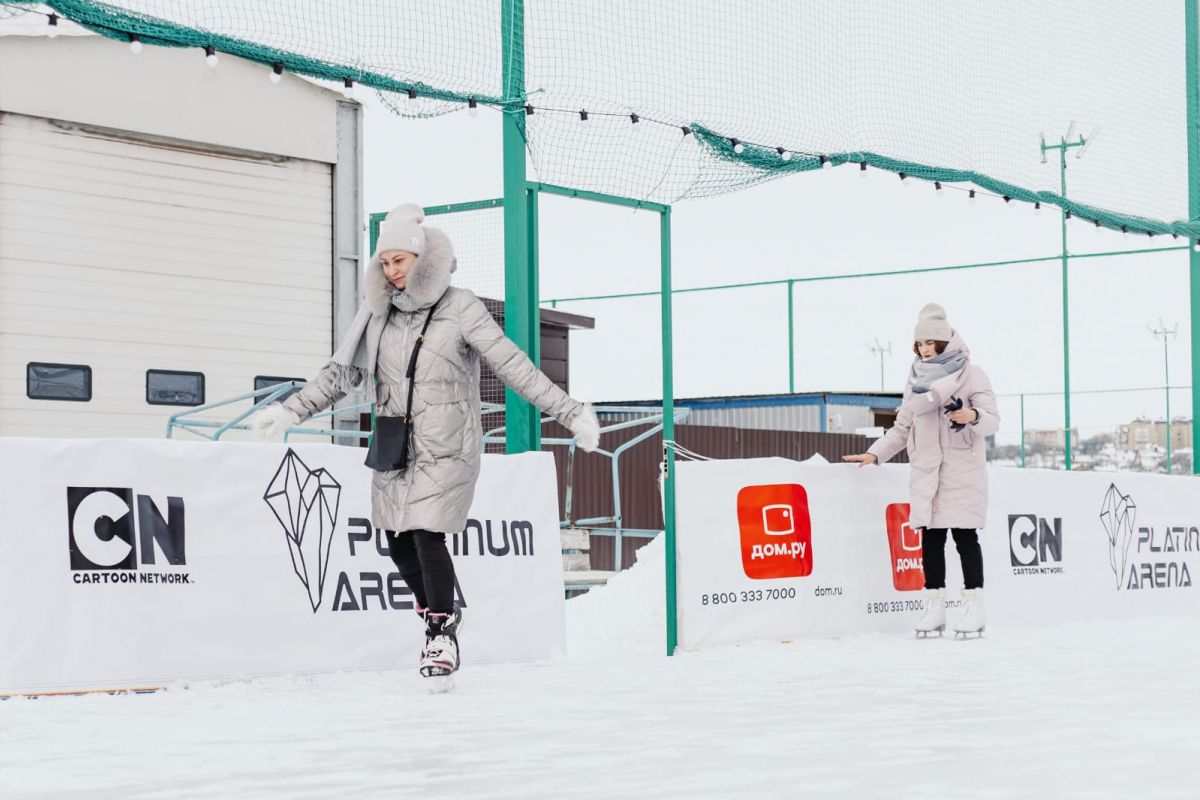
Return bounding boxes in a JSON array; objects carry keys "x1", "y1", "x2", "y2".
[
  {"x1": 27, "y1": 363, "x2": 92, "y2": 402},
  {"x1": 1136, "y1": 429, "x2": 1150, "y2": 443},
  {"x1": 254, "y1": 376, "x2": 304, "y2": 403},
  {"x1": 147, "y1": 370, "x2": 205, "y2": 406}
]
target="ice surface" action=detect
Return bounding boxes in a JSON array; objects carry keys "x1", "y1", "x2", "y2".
[{"x1": 3, "y1": 536, "x2": 1198, "y2": 799}]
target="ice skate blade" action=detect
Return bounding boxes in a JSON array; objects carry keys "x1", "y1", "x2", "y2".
[
  {"x1": 426, "y1": 674, "x2": 455, "y2": 694},
  {"x1": 915, "y1": 626, "x2": 944, "y2": 639},
  {"x1": 954, "y1": 627, "x2": 985, "y2": 640}
]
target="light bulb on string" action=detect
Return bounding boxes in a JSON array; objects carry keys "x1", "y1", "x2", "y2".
[
  {"x1": 630, "y1": 113, "x2": 643, "y2": 133},
  {"x1": 270, "y1": 63, "x2": 283, "y2": 84},
  {"x1": 859, "y1": 162, "x2": 867, "y2": 179},
  {"x1": 525, "y1": 104, "x2": 535, "y2": 116},
  {"x1": 899, "y1": 172, "x2": 910, "y2": 186},
  {"x1": 204, "y1": 46, "x2": 219, "y2": 68},
  {"x1": 47, "y1": 14, "x2": 60, "y2": 38},
  {"x1": 579, "y1": 110, "x2": 590, "y2": 127},
  {"x1": 968, "y1": 189, "x2": 977, "y2": 203},
  {"x1": 1194, "y1": 240, "x2": 1200, "y2": 252},
  {"x1": 129, "y1": 34, "x2": 143, "y2": 54},
  {"x1": 1094, "y1": 220, "x2": 1103, "y2": 236},
  {"x1": 731, "y1": 138, "x2": 744, "y2": 154},
  {"x1": 777, "y1": 147, "x2": 791, "y2": 161},
  {"x1": 934, "y1": 181, "x2": 944, "y2": 196},
  {"x1": 1003, "y1": 195, "x2": 1012, "y2": 206},
  {"x1": 342, "y1": 78, "x2": 354, "y2": 99},
  {"x1": 407, "y1": 88, "x2": 419, "y2": 109},
  {"x1": 821, "y1": 155, "x2": 832, "y2": 170},
  {"x1": 1122, "y1": 226, "x2": 1129, "y2": 237},
  {"x1": 1034, "y1": 201, "x2": 1041, "y2": 213},
  {"x1": 468, "y1": 98, "x2": 479, "y2": 118}
]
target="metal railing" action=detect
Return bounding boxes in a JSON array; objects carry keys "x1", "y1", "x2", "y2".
[
  {"x1": 484, "y1": 406, "x2": 690, "y2": 572},
  {"x1": 166, "y1": 381, "x2": 371, "y2": 442}
]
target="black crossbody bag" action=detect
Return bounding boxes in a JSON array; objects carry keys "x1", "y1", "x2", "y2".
[{"x1": 364, "y1": 298, "x2": 441, "y2": 472}]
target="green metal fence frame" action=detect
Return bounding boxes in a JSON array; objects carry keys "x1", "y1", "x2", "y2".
[{"x1": 544, "y1": 243, "x2": 1190, "y2": 469}]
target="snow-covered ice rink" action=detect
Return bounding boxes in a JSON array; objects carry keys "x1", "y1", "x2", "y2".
[{"x1": 4, "y1": 544, "x2": 1199, "y2": 800}]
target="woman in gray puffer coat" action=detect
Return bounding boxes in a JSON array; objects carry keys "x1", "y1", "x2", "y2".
[{"x1": 254, "y1": 204, "x2": 600, "y2": 681}]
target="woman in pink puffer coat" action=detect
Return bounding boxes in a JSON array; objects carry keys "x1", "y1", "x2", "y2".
[{"x1": 844, "y1": 303, "x2": 999, "y2": 639}]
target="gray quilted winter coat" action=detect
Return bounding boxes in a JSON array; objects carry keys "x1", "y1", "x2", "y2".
[{"x1": 283, "y1": 226, "x2": 585, "y2": 534}]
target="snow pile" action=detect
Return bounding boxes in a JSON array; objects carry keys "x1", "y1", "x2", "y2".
[{"x1": 565, "y1": 535, "x2": 665, "y2": 660}]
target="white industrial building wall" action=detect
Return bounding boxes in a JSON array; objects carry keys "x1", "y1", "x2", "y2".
[
  {"x1": 682, "y1": 404, "x2": 823, "y2": 433},
  {"x1": 0, "y1": 112, "x2": 333, "y2": 438}
]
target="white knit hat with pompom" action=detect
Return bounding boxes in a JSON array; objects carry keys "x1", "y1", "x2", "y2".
[{"x1": 375, "y1": 203, "x2": 427, "y2": 256}]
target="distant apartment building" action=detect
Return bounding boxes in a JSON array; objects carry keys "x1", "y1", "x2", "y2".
[
  {"x1": 1120, "y1": 418, "x2": 1193, "y2": 451},
  {"x1": 1023, "y1": 428, "x2": 1079, "y2": 450}
]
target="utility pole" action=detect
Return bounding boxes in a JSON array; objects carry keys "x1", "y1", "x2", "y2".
[
  {"x1": 1149, "y1": 319, "x2": 1178, "y2": 474},
  {"x1": 867, "y1": 340, "x2": 891, "y2": 392},
  {"x1": 1041, "y1": 126, "x2": 1089, "y2": 470}
]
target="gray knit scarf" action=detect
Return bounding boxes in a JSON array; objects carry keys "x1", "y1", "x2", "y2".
[{"x1": 907, "y1": 347, "x2": 968, "y2": 395}]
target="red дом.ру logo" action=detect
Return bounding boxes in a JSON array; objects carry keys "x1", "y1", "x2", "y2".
[
  {"x1": 886, "y1": 503, "x2": 925, "y2": 591},
  {"x1": 736, "y1": 484, "x2": 814, "y2": 580}
]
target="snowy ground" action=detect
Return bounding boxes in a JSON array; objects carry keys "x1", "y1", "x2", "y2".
[{"x1": 4, "y1": 543, "x2": 1199, "y2": 799}]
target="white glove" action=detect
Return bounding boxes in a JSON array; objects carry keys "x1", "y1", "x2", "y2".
[
  {"x1": 568, "y1": 404, "x2": 601, "y2": 453},
  {"x1": 252, "y1": 404, "x2": 300, "y2": 441}
]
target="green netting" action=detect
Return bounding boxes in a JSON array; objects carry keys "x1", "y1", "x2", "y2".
[{"x1": 6, "y1": 0, "x2": 1200, "y2": 236}]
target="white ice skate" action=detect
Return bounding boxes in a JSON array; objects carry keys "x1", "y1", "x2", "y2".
[
  {"x1": 954, "y1": 588, "x2": 986, "y2": 639},
  {"x1": 914, "y1": 588, "x2": 947, "y2": 638},
  {"x1": 420, "y1": 609, "x2": 461, "y2": 694}
]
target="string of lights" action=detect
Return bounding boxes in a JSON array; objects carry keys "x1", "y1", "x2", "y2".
[{"x1": 10, "y1": 2, "x2": 1200, "y2": 248}]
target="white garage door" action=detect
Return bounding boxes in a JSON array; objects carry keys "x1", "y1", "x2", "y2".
[{"x1": 0, "y1": 112, "x2": 333, "y2": 438}]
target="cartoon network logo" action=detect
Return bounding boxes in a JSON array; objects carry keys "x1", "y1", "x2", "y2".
[{"x1": 67, "y1": 487, "x2": 188, "y2": 584}]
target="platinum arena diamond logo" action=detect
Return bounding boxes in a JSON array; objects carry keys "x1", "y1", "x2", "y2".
[
  {"x1": 1099, "y1": 483, "x2": 1195, "y2": 591},
  {"x1": 264, "y1": 449, "x2": 343, "y2": 612},
  {"x1": 1099, "y1": 484, "x2": 1136, "y2": 590}
]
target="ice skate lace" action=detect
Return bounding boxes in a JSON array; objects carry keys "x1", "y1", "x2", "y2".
[{"x1": 424, "y1": 635, "x2": 455, "y2": 664}]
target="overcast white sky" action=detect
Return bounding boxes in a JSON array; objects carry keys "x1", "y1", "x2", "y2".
[{"x1": 360, "y1": 94, "x2": 1194, "y2": 448}]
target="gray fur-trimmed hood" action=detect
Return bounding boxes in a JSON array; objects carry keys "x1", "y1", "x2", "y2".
[{"x1": 365, "y1": 226, "x2": 457, "y2": 314}]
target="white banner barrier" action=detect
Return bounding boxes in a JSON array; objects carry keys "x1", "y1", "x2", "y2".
[
  {"x1": 676, "y1": 458, "x2": 1200, "y2": 650},
  {"x1": 0, "y1": 438, "x2": 566, "y2": 695}
]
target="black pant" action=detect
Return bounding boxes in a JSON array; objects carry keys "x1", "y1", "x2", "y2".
[
  {"x1": 387, "y1": 530, "x2": 457, "y2": 613},
  {"x1": 922, "y1": 528, "x2": 984, "y2": 590}
]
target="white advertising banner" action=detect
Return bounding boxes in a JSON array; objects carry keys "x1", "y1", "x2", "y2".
[
  {"x1": 676, "y1": 458, "x2": 1200, "y2": 650},
  {"x1": 0, "y1": 438, "x2": 566, "y2": 695}
]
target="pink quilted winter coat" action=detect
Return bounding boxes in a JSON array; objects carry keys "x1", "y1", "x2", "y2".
[{"x1": 867, "y1": 331, "x2": 1000, "y2": 530}]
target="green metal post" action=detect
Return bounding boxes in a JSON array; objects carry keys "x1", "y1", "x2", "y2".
[
  {"x1": 501, "y1": 0, "x2": 538, "y2": 454},
  {"x1": 1060, "y1": 143, "x2": 1073, "y2": 471},
  {"x1": 1020, "y1": 394, "x2": 1026, "y2": 468},
  {"x1": 1187, "y1": 0, "x2": 1200, "y2": 474},
  {"x1": 527, "y1": 191, "x2": 542, "y2": 364},
  {"x1": 787, "y1": 280, "x2": 795, "y2": 393},
  {"x1": 1165, "y1": 335, "x2": 1171, "y2": 474},
  {"x1": 661, "y1": 208, "x2": 678, "y2": 657}
]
